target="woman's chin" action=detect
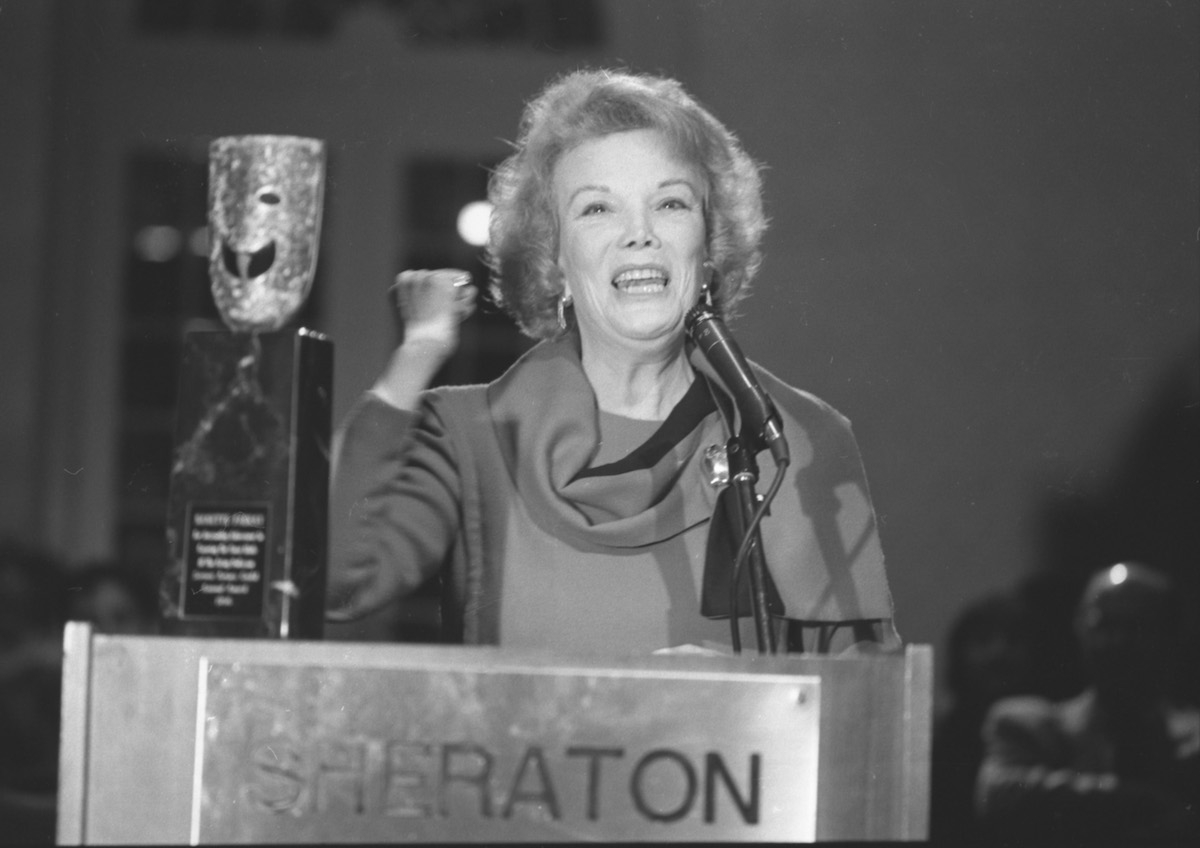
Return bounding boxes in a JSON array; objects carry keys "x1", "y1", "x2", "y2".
[{"x1": 614, "y1": 316, "x2": 688, "y2": 345}]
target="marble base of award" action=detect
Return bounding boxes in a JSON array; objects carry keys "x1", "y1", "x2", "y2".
[{"x1": 160, "y1": 328, "x2": 332, "y2": 639}]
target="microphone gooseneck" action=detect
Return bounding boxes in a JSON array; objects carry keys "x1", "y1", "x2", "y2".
[
  {"x1": 685, "y1": 304, "x2": 789, "y2": 466},
  {"x1": 687, "y1": 302, "x2": 790, "y2": 654}
]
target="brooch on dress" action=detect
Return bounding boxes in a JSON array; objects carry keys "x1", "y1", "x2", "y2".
[{"x1": 702, "y1": 444, "x2": 730, "y2": 489}]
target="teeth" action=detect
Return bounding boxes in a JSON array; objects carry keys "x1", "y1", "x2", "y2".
[{"x1": 613, "y1": 268, "x2": 668, "y2": 289}]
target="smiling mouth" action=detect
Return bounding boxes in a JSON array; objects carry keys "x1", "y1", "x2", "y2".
[
  {"x1": 222, "y1": 240, "x2": 277, "y2": 280},
  {"x1": 612, "y1": 267, "x2": 668, "y2": 293}
]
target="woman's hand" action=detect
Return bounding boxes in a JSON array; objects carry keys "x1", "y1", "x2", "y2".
[
  {"x1": 392, "y1": 268, "x2": 478, "y2": 352},
  {"x1": 371, "y1": 269, "x2": 477, "y2": 410}
]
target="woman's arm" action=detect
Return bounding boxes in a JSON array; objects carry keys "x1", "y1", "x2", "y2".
[
  {"x1": 326, "y1": 393, "x2": 465, "y2": 621},
  {"x1": 326, "y1": 269, "x2": 476, "y2": 621}
]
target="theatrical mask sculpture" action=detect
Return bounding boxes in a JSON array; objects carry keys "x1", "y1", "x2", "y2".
[{"x1": 208, "y1": 135, "x2": 325, "y2": 332}]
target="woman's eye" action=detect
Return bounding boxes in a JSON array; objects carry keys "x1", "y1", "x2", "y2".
[
  {"x1": 659, "y1": 197, "x2": 691, "y2": 211},
  {"x1": 580, "y1": 202, "x2": 608, "y2": 216}
]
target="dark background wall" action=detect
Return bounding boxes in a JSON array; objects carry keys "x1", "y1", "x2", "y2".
[{"x1": 1, "y1": 0, "x2": 1196, "y2": 694}]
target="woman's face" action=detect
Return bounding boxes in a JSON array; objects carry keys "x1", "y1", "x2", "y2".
[{"x1": 553, "y1": 129, "x2": 707, "y2": 353}]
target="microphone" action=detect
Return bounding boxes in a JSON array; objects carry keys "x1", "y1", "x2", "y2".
[{"x1": 685, "y1": 304, "x2": 789, "y2": 466}]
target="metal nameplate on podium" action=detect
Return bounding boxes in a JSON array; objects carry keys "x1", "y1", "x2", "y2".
[
  {"x1": 193, "y1": 658, "x2": 820, "y2": 842},
  {"x1": 57, "y1": 625, "x2": 931, "y2": 843}
]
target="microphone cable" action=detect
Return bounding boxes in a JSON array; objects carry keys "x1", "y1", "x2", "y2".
[{"x1": 728, "y1": 452, "x2": 789, "y2": 654}]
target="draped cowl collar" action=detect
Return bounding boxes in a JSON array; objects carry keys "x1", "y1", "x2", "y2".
[
  {"x1": 483, "y1": 331, "x2": 896, "y2": 624},
  {"x1": 486, "y1": 334, "x2": 724, "y2": 549}
]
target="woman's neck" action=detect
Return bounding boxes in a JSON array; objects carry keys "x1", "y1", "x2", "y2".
[{"x1": 579, "y1": 335, "x2": 693, "y2": 420}]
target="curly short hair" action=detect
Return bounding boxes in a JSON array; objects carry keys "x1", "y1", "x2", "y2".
[{"x1": 487, "y1": 69, "x2": 768, "y2": 340}]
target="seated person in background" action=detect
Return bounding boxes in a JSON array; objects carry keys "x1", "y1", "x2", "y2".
[
  {"x1": 0, "y1": 542, "x2": 66, "y2": 843},
  {"x1": 976, "y1": 562, "x2": 1200, "y2": 842},
  {"x1": 326, "y1": 69, "x2": 898, "y2": 656},
  {"x1": 929, "y1": 593, "x2": 1033, "y2": 843},
  {"x1": 65, "y1": 560, "x2": 159, "y2": 635}
]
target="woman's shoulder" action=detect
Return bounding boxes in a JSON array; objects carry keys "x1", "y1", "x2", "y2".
[
  {"x1": 748, "y1": 359, "x2": 854, "y2": 433},
  {"x1": 420, "y1": 382, "x2": 492, "y2": 420}
]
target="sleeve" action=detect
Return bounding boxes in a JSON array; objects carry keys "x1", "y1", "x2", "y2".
[{"x1": 325, "y1": 392, "x2": 463, "y2": 621}]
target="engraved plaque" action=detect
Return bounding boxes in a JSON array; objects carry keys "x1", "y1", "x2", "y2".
[
  {"x1": 181, "y1": 504, "x2": 270, "y2": 618},
  {"x1": 194, "y1": 660, "x2": 820, "y2": 842}
]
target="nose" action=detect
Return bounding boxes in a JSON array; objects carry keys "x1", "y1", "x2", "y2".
[{"x1": 622, "y1": 209, "x2": 659, "y2": 249}]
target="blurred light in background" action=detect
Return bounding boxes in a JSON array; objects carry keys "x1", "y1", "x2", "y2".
[
  {"x1": 133, "y1": 225, "x2": 183, "y2": 262},
  {"x1": 456, "y1": 200, "x2": 492, "y2": 247}
]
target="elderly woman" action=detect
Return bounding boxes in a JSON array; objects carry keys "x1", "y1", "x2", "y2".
[{"x1": 327, "y1": 69, "x2": 897, "y2": 655}]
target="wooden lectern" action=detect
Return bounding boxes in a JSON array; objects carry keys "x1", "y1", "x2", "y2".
[{"x1": 57, "y1": 622, "x2": 931, "y2": 843}]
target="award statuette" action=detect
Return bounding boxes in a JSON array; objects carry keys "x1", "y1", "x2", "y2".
[{"x1": 160, "y1": 136, "x2": 332, "y2": 639}]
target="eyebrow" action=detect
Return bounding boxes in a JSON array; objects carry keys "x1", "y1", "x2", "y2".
[
  {"x1": 566, "y1": 184, "x2": 607, "y2": 205},
  {"x1": 566, "y1": 178, "x2": 701, "y2": 207}
]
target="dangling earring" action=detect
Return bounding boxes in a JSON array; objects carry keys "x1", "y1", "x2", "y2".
[
  {"x1": 701, "y1": 260, "x2": 716, "y2": 308},
  {"x1": 557, "y1": 292, "x2": 573, "y2": 331}
]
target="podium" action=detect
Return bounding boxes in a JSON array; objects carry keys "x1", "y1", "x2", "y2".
[{"x1": 56, "y1": 623, "x2": 931, "y2": 843}]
